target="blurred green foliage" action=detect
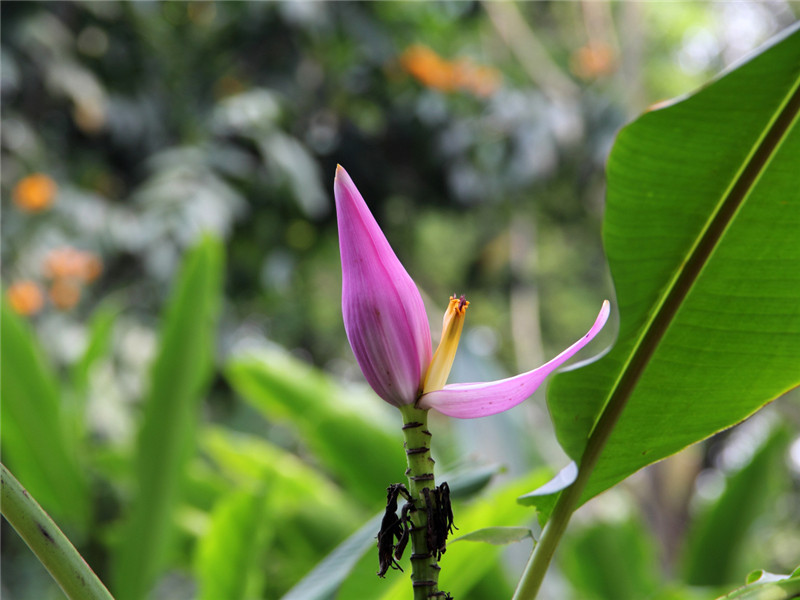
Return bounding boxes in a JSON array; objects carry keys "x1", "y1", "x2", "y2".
[{"x1": 2, "y1": 2, "x2": 799, "y2": 600}]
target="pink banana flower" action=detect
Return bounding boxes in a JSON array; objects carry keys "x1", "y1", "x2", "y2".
[{"x1": 335, "y1": 165, "x2": 609, "y2": 419}]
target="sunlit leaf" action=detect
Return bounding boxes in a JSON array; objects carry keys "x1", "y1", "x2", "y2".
[
  {"x1": 746, "y1": 570, "x2": 789, "y2": 585},
  {"x1": 517, "y1": 461, "x2": 576, "y2": 521},
  {"x1": 201, "y1": 426, "x2": 362, "y2": 529}
]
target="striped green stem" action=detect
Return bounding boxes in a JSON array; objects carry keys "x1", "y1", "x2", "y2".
[
  {"x1": 399, "y1": 404, "x2": 441, "y2": 600},
  {"x1": 0, "y1": 462, "x2": 114, "y2": 600}
]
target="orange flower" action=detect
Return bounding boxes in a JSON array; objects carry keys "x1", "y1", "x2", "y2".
[
  {"x1": 49, "y1": 279, "x2": 82, "y2": 310},
  {"x1": 460, "y1": 63, "x2": 502, "y2": 98},
  {"x1": 400, "y1": 45, "x2": 459, "y2": 92},
  {"x1": 13, "y1": 174, "x2": 57, "y2": 213},
  {"x1": 82, "y1": 254, "x2": 103, "y2": 282},
  {"x1": 44, "y1": 247, "x2": 103, "y2": 283},
  {"x1": 570, "y1": 43, "x2": 616, "y2": 80},
  {"x1": 7, "y1": 280, "x2": 45, "y2": 316},
  {"x1": 399, "y1": 45, "x2": 501, "y2": 97}
]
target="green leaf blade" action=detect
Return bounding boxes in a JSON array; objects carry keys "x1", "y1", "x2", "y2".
[
  {"x1": 112, "y1": 235, "x2": 224, "y2": 600},
  {"x1": 70, "y1": 301, "x2": 119, "y2": 397},
  {"x1": 0, "y1": 302, "x2": 89, "y2": 531},
  {"x1": 547, "y1": 28, "x2": 800, "y2": 512}
]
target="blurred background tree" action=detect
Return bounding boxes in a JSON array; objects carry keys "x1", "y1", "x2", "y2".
[{"x1": 2, "y1": 2, "x2": 799, "y2": 599}]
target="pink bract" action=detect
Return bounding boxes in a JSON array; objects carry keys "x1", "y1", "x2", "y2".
[
  {"x1": 335, "y1": 165, "x2": 432, "y2": 407},
  {"x1": 418, "y1": 301, "x2": 610, "y2": 418}
]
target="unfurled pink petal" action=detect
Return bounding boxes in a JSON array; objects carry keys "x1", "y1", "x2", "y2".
[
  {"x1": 335, "y1": 166, "x2": 433, "y2": 407},
  {"x1": 418, "y1": 301, "x2": 610, "y2": 418}
]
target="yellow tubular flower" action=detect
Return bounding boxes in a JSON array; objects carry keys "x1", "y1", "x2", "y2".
[{"x1": 422, "y1": 295, "x2": 469, "y2": 394}]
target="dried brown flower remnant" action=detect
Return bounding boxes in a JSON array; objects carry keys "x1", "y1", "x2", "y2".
[
  {"x1": 377, "y1": 483, "x2": 412, "y2": 577},
  {"x1": 399, "y1": 45, "x2": 501, "y2": 97},
  {"x1": 13, "y1": 174, "x2": 57, "y2": 213},
  {"x1": 7, "y1": 281, "x2": 45, "y2": 316}
]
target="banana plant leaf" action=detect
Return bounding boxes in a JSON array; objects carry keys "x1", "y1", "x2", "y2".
[
  {"x1": 536, "y1": 26, "x2": 800, "y2": 514},
  {"x1": 0, "y1": 302, "x2": 89, "y2": 532},
  {"x1": 112, "y1": 235, "x2": 224, "y2": 600}
]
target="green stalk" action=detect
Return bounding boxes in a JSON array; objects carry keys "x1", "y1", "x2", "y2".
[
  {"x1": 512, "y1": 339, "x2": 648, "y2": 599},
  {"x1": 399, "y1": 405, "x2": 440, "y2": 600},
  {"x1": 511, "y1": 467, "x2": 583, "y2": 599},
  {"x1": 0, "y1": 462, "x2": 114, "y2": 600}
]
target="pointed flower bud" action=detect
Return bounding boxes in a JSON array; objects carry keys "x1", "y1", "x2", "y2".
[{"x1": 335, "y1": 165, "x2": 432, "y2": 407}]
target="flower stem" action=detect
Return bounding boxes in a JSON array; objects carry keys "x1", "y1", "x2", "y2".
[
  {"x1": 399, "y1": 405, "x2": 440, "y2": 600},
  {"x1": 510, "y1": 474, "x2": 581, "y2": 599},
  {"x1": 0, "y1": 462, "x2": 114, "y2": 600},
  {"x1": 512, "y1": 358, "x2": 639, "y2": 599}
]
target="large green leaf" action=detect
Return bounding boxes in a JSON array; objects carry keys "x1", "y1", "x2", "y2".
[
  {"x1": 0, "y1": 302, "x2": 89, "y2": 531},
  {"x1": 112, "y1": 235, "x2": 224, "y2": 600},
  {"x1": 544, "y1": 27, "x2": 800, "y2": 511}
]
